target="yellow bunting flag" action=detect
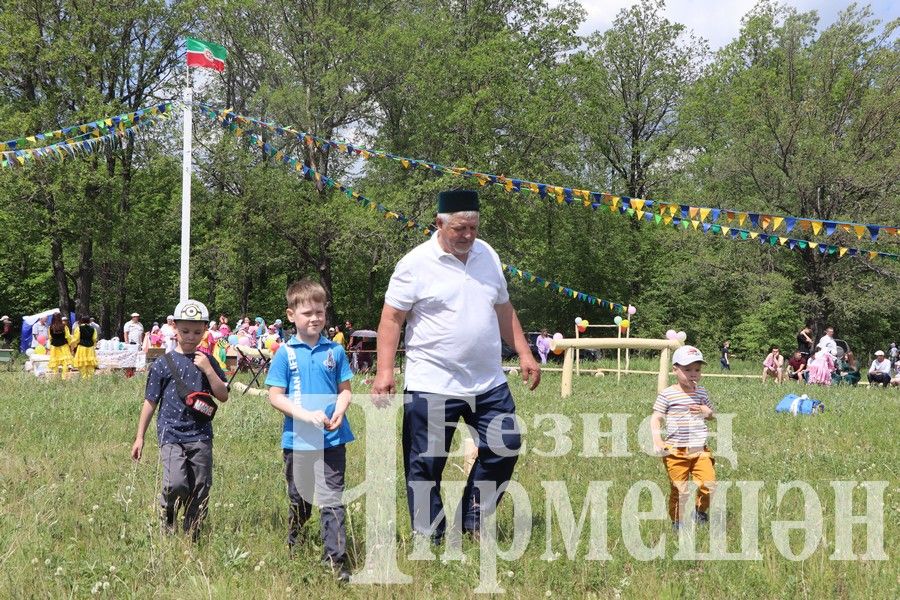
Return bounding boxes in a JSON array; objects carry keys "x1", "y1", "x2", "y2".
[
  {"x1": 854, "y1": 225, "x2": 865, "y2": 239},
  {"x1": 663, "y1": 215, "x2": 672, "y2": 225},
  {"x1": 699, "y1": 208, "x2": 710, "y2": 221},
  {"x1": 839, "y1": 247, "x2": 848, "y2": 257},
  {"x1": 869, "y1": 251, "x2": 877, "y2": 260},
  {"x1": 669, "y1": 204, "x2": 678, "y2": 216},
  {"x1": 778, "y1": 237, "x2": 788, "y2": 245},
  {"x1": 400, "y1": 159, "x2": 410, "y2": 169},
  {"x1": 749, "y1": 231, "x2": 759, "y2": 240},
  {"x1": 636, "y1": 209, "x2": 645, "y2": 220},
  {"x1": 722, "y1": 227, "x2": 730, "y2": 236},
  {"x1": 692, "y1": 220, "x2": 700, "y2": 230},
  {"x1": 809, "y1": 242, "x2": 818, "y2": 249},
  {"x1": 811, "y1": 221, "x2": 823, "y2": 235},
  {"x1": 772, "y1": 216, "x2": 784, "y2": 231},
  {"x1": 737, "y1": 213, "x2": 747, "y2": 226}
]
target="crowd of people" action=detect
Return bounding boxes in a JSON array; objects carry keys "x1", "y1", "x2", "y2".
[
  {"x1": 5, "y1": 307, "x2": 373, "y2": 379},
  {"x1": 753, "y1": 326, "x2": 899, "y2": 387}
]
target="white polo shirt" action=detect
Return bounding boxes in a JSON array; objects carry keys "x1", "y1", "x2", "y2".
[
  {"x1": 385, "y1": 233, "x2": 509, "y2": 396},
  {"x1": 123, "y1": 320, "x2": 144, "y2": 345},
  {"x1": 868, "y1": 358, "x2": 890, "y2": 375}
]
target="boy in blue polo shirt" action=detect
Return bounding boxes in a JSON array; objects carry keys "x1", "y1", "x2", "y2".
[{"x1": 266, "y1": 279, "x2": 353, "y2": 582}]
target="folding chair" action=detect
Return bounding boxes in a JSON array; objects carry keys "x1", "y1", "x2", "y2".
[{"x1": 230, "y1": 345, "x2": 272, "y2": 394}]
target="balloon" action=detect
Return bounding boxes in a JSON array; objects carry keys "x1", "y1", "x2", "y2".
[
  {"x1": 676, "y1": 331, "x2": 687, "y2": 342},
  {"x1": 582, "y1": 320, "x2": 589, "y2": 327},
  {"x1": 574, "y1": 317, "x2": 583, "y2": 325},
  {"x1": 264, "y1": 337, "x2": 274, "y2": 349},
  {"x1": 665, "y1": 329, "x2": 678, "y2": 340},
  {"x1": 36, "y1": 334, "x2": 47, "y2": 345},
  {"x1": 228, "y1": 335, "x2": 239, "y2": 345},
  {"x1": 552, "y1": 332, "x2": 563, "y2": 341},
  {"x1": 620, "y1": 319, "x2": 630, "y2": 329},
  {"x1": 33, "y1": 345, "x2": 47, "y2": 355},
  {"x1": 628, "y1": 305, "x2": 637, "y2": 315},
  {"x1": 613, "y1": 316, "x2": 622, "y2": 326},
  {"x1": 577, "y1": 325, "x2": 587, "y2": 333},
  {"x1": 552, "y1": 347, "x2": 564, "y2": 355},
  {"x1": 270, "y1": 341, "x2": 280, "y2": 354}
]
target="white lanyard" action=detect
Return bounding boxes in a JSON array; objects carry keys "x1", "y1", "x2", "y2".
[{"x1": 285, "y1": 346, "x2": 302, "y2": 403}]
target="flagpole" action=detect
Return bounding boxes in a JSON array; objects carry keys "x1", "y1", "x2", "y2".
[{"x1": 180, "y1": 65, "x2": 193, "y2": 302}]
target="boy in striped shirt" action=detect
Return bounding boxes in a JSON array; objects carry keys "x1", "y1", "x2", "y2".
[{"x1": 651, "y1": 345, "x2": 716, "y2": 528}]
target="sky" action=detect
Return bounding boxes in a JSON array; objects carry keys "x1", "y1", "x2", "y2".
[{"x1": 563, "y1": 0, "x2": 897, "y2": 49}]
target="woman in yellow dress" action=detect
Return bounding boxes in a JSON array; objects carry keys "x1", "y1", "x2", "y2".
[
  {"x1": 71, "y1": 316, "x2": 99, "y2": 379},
  {"x1": 47, "y1": 315, "x2": 74, "y2": 378}
]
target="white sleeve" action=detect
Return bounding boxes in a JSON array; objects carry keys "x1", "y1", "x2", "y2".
[
  {"x1": 384, "y1": 256, "x2": 419, "y2": 311},
  {"x1": 488, "y1": 245, "x2": 510, "y2": 305}
]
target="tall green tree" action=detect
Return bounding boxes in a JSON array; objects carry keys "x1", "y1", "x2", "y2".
[{"x1": 680, "y1": 1, "x2": 900, "y2": 346}]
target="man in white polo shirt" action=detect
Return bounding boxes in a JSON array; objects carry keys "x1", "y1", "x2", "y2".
[
  {"x1": 867, "y1": 350, "x2": 891, "y2": 386},
  {"x1": 373, "y1": 189, "x2": 540, "y2": 544},
  {"x1": 123, "y1": 312, "x2": 144, "y2": 346}
]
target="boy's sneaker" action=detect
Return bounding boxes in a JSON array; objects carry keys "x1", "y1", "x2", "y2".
[
  {"x1": 693, "y1": 510, "x2": 709, "y2": 525},
  {"x1": 335, "y1": 563, "x2": 351, "y2": 583},
  {"x1": 322, "y1": 559, "x2": 351, "y2": 583}
]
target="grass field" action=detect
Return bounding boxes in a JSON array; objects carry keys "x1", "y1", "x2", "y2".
[{"x1": 0, "y1": 359, "x2": 897, "y2": 598}]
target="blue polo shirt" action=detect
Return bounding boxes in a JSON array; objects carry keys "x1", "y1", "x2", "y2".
[{"x1": 265, "y1": 334, "x2": 354, "y2": 451}]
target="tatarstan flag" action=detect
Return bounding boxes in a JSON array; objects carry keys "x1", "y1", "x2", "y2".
[{"x1": 186, "y1": 37, "x2": 227, "y2": 72}]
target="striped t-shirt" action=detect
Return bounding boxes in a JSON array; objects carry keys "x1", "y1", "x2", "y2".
[{"x1": 652, "y1": 384, "x2": 713, "y2": 447}]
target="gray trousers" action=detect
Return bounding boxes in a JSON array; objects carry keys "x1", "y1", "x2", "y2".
[
  {"x1": 284, "y1": 445, "x2": 347, "y2": 564},
  {"x1": 160, "y1": 439, "x2": 213, "y2": 535}
]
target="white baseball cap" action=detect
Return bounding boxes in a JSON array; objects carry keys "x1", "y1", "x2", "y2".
[
  {"x1": 0, "y1": 315, "x2": 9, "y2": 322},
  {"x1": 874, "y1": 350, "x2": 885, "y2": 356},
  {"x1": 130, "y1": 312, "x2": 140, "y2": 317},
  {"x1": 173, "y1": 299, "x2": 210, "y2": 322},
  {"x1": 672, "y1": 345, "x2": 707, "y2": 366}
]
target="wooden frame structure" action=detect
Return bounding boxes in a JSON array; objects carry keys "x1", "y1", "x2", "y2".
[
  {"x1": 552, "y1": 337, "x2": 683, "y2": 397},
  {"x1": 574, "y1": 321, "x2": 634, "y2": 378}
]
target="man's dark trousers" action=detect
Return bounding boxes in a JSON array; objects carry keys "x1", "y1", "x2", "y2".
[{"x1": 402, "y1": 382, "x2": 521, "y2": 541}]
